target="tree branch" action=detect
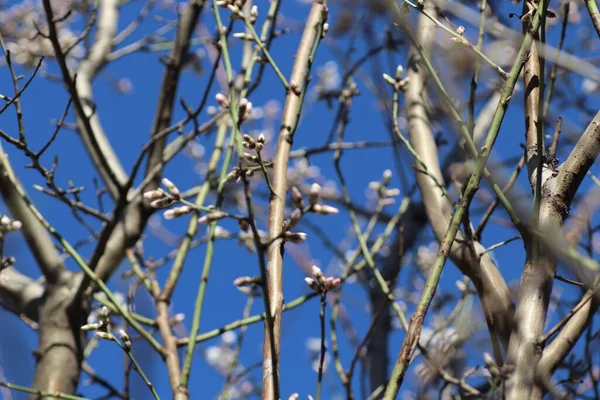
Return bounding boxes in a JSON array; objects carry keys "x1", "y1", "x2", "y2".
[
  {"x1": 263, "y1": 4, "x2": 326, "y2": 399},
  {"x1": 402, "y1": 5, "x2": 513, "y2": 351},
  {"x1": 0, "y1": 267, "x2": 44, "y2": 323},
  {"x1": 505, "y1": 110, "x2": 600, "y2": 398},
  {"x1": 42, "y1": 0, "x2": 128, "y2": 199}
]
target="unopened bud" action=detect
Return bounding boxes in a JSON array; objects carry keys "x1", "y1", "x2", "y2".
[
  {"x1": 291, "y1": 186, "x2": 304, "y2": 209},
  {"x1": 395, "y1": 65, "x2": 404, "y2": 80},
  {"x1": 7, "y1": 220, "x2": 21, "y2": 231},
  {"x1": 244, "y1": 152, "x2": 259, "y2": 163},
  {"x1": 309, "y1": 183, "x2": 321, "y2": 206},
  {"x1": 164, "y1": 205, "x2": 193, "y2": 220},
  {"x1": 288, "y1": 209, "x2": 302, "y2": 228},
  {"x1": 95, "y1": 331, "x2": 114, "y2": 341},
  {"x1": 383, "y1": 73, "x2": 396, "y2": 87},
  {"x1": 150, "y1": 197, "x2": 175, "y2": 209},
  {"x1": 311, "y1": 265, "x2": 323, "y2": 279},
  {"x1": 216, "y1": 93, "x2": 230, "y2": 108},
  {"x1": 324, "y1": 277, "x2": 341, "y2": 290},
  {"x1": 162, "y1": 178, "x2": 180, "y2": 197},
  {"x1": 233, "y1": 32, "x2": 249, "y2": 40},
  {"x1": 119, "y1": 330, "x2": 131, "y2": 351},
  {"x1": 290, "y1": 80, "x2": 301, "y2": 95},
  {"x1": 239, "y1": 98, "x2": 252, "y2": 121},
  {"x1": 198, "y1": 210, "x2": 228, "y2": 224},
  {"x1": 304, "y1": 277, "x2": 319, "y2": 292},
  {"x1": 384, "y1": 188, "x2": 400, "y2": 197},
  {"x1": 81, "y1": 323, "x2": 101, "y2": 331},
  {"x1": 234, "y1": 276, "x2": 257, "y2": 287},
  {"x1": 311, "y1": 204, "x2": 339, "y2": 215},
  {"x1": 284, "y1": 231, "x2": 307, "y2": 243},
  {"x1": 143, "y1": 188, "x2": 166, "y2": 200},
  {"x1": 383, "y1": 169, "x2": 392, "y2": 184}
]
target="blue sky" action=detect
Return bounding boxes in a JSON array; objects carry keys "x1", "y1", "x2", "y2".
[{"x1": 1, "y1": 0, "x2": 600, "y2": 399}]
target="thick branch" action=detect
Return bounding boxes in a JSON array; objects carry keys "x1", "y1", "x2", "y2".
[
  {"x1": 505, "y1": 110, "x2": 600, "y2": 398},
  {"x1": 263, "y1": 4, "x2": 325, "y2": 399},
  {"x1": 404, "y1": 6, "x2": 513, "y2": 350},
  {"x1": 0, "y1": 267, "x2": 44, "y2": 322},
  {"x1": 31, "y1": 271, "x2": 85, "y2": 400}
]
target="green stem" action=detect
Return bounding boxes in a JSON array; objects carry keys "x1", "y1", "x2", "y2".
[
  {"x1": 117, "y1": 341, "x2": 160, "y2": 400},
  {"x1": 241, "y1": 16, "x2": 289, "y2": 89},
  {"x1": 161, "y1": 121, "x2": 228, "y2": 300},
  {"x1": 0, "y1": 382, "x2": 89, "y2": 400},
  {"x1": 584, "y1": 0, "x2": 600, "y2": 38},
  {"x1": 180, "y1": 122, "x2": 238, "y2": 386}
]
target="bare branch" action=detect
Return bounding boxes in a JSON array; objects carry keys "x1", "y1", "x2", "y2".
[
  {"x1": 264, "y1": 4, "x2": 326, "y2": 398},
  {"x1": 42, "y1": 0, "x2": 128, "y2": 199}
]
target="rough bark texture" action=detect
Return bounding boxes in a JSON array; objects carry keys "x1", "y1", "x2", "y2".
[
  {"x1": 505, "y1": 111, "x2": 600, "y2": 398},
  {"x1": 31, "y1": 273, "x2": 85, "y2": 400}
]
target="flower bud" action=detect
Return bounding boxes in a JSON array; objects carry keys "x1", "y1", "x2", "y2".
[
  {"x1": 288, "y1": 209, "x2": 302, "y2": 228},
  {"x1": 81, "y1": 323, "x2": 101, "y2": 331},
  {"x1": 150, "y1": 197, "x2": 175, "y2": 209},
  {"x1": 198, "y1": 210, "x2": 228, "y2": 224},
  {"x1": 216, "y1": 93, "x2": 230, "y2": 108},
  {"x1": 7, "y1": 220, "x2": 21, "y2": 231},
  {"x1": 383, "y1": 73, "x2": 396, "y2": 87},
  {"x1": 234, "y1": 276, "x2": 257, "y2": 287},
  {"x1": 395, "y1": 65, "x2": 404, "y2": 81},
  {"x1": 311, "y1": 265, "x2": 323, "y2": 279},
  {"x1": 284, "y1": 231, "x2": 307, "y2": 243},
  {"x1": 143, "y1": 188, "x2": 165, "y2": 200},
  {"x1": 239, "y1": 99, "x2": 252, "y2": 121},
  {"x1": 162, "y1": 178, "x2": 180, "y2": 197},
  {"x1": 95, "y1": 331, "x2": 114, "y2": 341},
  {"x1": 304, "y1": 277, "x2": 319, "y2": 292},
  {"x1": 311, "y1": 204, "x2": 339, "y2": 215},
  {"x1": 119, "y1": 330, "x2": 131, "y2": 351},
  {"x1": 309, "y1": 183, "x2": 321, "y2": 206},
  {"x1": 164, "y1": 205, "x2": 193, "y2": 220},
  {"x1": 291, "y1": 186, "x2": 304, "y2": 209}
]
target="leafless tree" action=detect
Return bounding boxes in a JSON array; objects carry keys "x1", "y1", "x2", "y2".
[{"x1": 1, "y1": 0, "x2": 600, "y2": 399}]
